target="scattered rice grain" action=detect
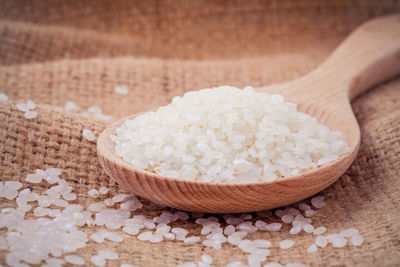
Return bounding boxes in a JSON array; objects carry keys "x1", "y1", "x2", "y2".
[
  {"x1": 99, "y1": 186, "x2": 109, "y2": 194},
  {"x1": 307, "y1": 244, "x2": 318, "y2": 253},
  {"x1": 65, "y1": 255, "x2": 85, "y2": 265},
  {"x1": 313, "y1": 227, "x2": 327, "y2": 235},
  {"x1": 82, "y1": 129, "x2": 96, "y2": 142},
  {"x1": 24, "y1": 110, "x2": 38, "y2": 119},
  {"x1": 0, "y1": 93, "x2": 8, "y2": 102},
  {"x1": 315, "y1": 236, "x2": 328, "y2": 248},
  {"x1": 98, "y1": 250, "x2": 118, "y2": 260},
  {"x1": 114, "y1": 85, "x2": 129, "y2": 95},
  {"x1": 351, "y1": 235, "x2": 364, "y2": 246},
  {"x1": 91, "y1": 255, "x2": 106, "y2": 267},
  {"x1": 279, "y1": 239, "x2": 294, "y2": 249}
]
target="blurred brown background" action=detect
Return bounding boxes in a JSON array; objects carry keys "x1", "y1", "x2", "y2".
[{"x1": 1, "y1": 0, "x2": 400, "y2": 63}]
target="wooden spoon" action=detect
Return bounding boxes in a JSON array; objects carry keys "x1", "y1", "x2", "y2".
[{"x1": 98, "y1": 15, "x2": 400, "y2": 213}]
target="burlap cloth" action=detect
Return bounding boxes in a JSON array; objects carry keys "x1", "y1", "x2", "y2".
[{"x1": 1, "y1": 1, "x2": 400, "y2": 266}]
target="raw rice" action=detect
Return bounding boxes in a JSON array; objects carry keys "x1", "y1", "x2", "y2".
[
  {"x1": 0, "y1": 166, "x2": 364, "y2": 266},
  {"x1": 113, "y1": 86, "x2": 349, "y2": 183}
]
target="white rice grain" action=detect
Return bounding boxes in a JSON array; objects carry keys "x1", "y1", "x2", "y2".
[
  {"x1": 351, "y1": 235, "x2": 364, "y2": 246},
  {"x1": 65, "y1": 255, "x2": 85, "y2": 265},
  {"x1": 82, "y1": 129, "x2": 96, "y2": 142},
  {"x1": 24, "y1": 110, "x2": 38, "y2": 119},
  {"x1": 313, "y1": 227, "x2": 327, "y2": 235},
  {"x1": 279, "y1": 239, "x2": 294, "y2": 249},
  {"x1": 315, "y1": 236, "x2": 328, "y2": 248},
  {"x1": 114, "y1": 85, "x2": 129, "y2": 95},
  {"x1": 98, "y1": 250, "x2": 118, "y2": 260},
  {"x1": 91, "y1": 255, "x2": 106, "y2": 267},
  {"x1": 307, "y1": 244, "x2": 318, "y2": 253},
  {"x1": 0, "y1": 93, "x2": 8, "y2": 102}
]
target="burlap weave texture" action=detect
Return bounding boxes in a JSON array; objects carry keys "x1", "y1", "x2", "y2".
[{"x1": 0, "y1": 1, "x2": 399, "y2": 266}]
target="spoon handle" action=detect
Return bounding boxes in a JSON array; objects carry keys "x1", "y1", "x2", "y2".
[{"x1": 312, "y1": 14, "x2": 400, "y2": 100}]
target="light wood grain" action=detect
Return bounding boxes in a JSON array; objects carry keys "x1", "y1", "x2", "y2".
[{"x1": 97, "y1": 15, "x2": 400, "y2": 213}]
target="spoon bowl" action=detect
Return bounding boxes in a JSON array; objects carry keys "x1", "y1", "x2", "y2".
[{"x1": 98, "y1": 15, "x2": 400, "y2": 213}]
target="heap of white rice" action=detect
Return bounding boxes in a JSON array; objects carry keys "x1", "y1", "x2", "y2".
[{"x1": 113, "y1": 86, "x2": 349, "y2": 183}]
